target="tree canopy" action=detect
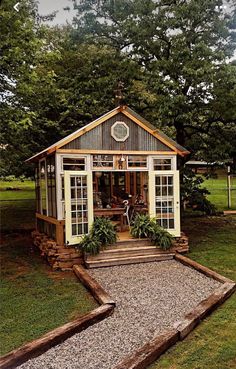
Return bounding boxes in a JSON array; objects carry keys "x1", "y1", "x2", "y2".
[{"x1": 0, "y1": 0, "x2": 236, "y2": 176}]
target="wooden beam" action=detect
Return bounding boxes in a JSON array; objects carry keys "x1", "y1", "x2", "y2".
[
  {"x1": 114, "y1": 329, "x2": 179, "y2": 369},
  {"x1": 56, "y1": 149, "x2": 177, "y2": 155},
  {"x1": 56, "y1": 222, "x2": 64, "y2": 246},
  {"x1": 36, "y1": 213, "x2": 65, "y2": 226},
  {"x1": 0, "y1": 305, "x2": 114, "y2": 369},
  {"x1": 175, "y1": 282, "x2": 236, "y2": 340},
  {"x1": 73, "y1": 265, "x2": 116, "y2": 306},
  {"x1": 175, "y1": 254, "x2": 235, "y2": 284},
  {"x1": 55, "y1": 109, "x2": 121, "y2": 151}
]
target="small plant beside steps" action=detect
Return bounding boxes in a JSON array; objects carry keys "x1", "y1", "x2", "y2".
[
  {"x1": 77, "y1": 217, "x2": 117, "y2": 255},
  {"x1": 131, "y1": 214, "x2": 173, "y2": 250}
]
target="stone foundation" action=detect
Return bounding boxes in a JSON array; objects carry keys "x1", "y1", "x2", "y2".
[
  {"x1": 32, "y1": 230, "x2": 189, "y2": 271},
  {"x1": 32, "y1": 231, "x2": 83, "y2": 271}
]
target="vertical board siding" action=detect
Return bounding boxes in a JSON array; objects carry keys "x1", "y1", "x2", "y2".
[{"x1": 61, "y1": 113, "x2": 171, "y2": 151}]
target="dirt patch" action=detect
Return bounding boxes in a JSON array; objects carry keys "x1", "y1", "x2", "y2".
[
  {"x1": 47, "y1": 270, "x2": 78, "y2": 282},
  {"x1": 182, "y1": 215, "x2": 236, "y2": 243}
]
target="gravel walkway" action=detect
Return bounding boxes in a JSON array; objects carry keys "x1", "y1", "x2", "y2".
[{"x1": 19, "y1": 260, "x2": 221, "y2": 369}]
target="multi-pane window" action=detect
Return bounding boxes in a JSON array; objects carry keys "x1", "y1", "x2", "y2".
[
  {"x1": 70, "y1": 175, "x2": 88, "y2": 236},
  {"x1": 153, "y1": 158, "x2": 172, "y2": 170},
  {"x1": 47, "y1": 156, "x2": 57, "y2": 218},
  {"x1": 63, "y1": 157, "x2": 86, "y2": 171},
  {"x1": 39, "y1": 160, "x2": 47, "y2": 215},
  {"x1": 35, "y1": 166, "x2": 40, "y2": 213},
  {"x1": 93, "y1": 155, "x2": 114, "y2": 168},
  {"x1": 155, "y1": 175, "x2": 175, "y2": 229},
  {"x1": 128, "y1": 155, "x2": 147, "y2": 168}
]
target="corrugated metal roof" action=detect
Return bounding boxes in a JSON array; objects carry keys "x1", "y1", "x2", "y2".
[
  {"x1": 126, "y1": 107, "x2": 188, "y2": 153},
  {"x1": 26, "y1": 105, "x2": 189, "y2": 162}
]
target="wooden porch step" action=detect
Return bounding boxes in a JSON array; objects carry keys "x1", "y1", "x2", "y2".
[
  {"x1": 87, "y1": 246, "x2": 170, "y2": 260},
  {"x1": 108, "y1": 239, "x2": 151, "y2": 249},
  {"x1": 85, "y1": 253, "x2": 175, "y2": 268}
]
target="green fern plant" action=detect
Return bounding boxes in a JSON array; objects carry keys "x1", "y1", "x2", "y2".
[
  {"x1": 130, "y1": 214, "x2": 153, "y2": 238},
  {"x1": 78, "y1": 234, "x2": 102, "y2": 255},
  {"x1": 149, "y1": 221, "x2": 173, "y2": 250},
  {"x1": 91, "y1": 217, "x2": 117, "y2": 246}
]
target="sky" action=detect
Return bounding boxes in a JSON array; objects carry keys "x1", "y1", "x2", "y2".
[
  {"x1": 38, "y1": 0, "x2": 77, "y2": 25},
  {"x1": 37, "y1": 0, "x2": 235, "y2": 59}
]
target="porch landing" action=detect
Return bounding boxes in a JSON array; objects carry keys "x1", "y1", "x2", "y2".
[{"x1": 85, "y1": 233, "x2": 189, "y2": 268}]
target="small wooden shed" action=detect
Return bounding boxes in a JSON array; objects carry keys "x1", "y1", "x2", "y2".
[{"x1": 27, "y1": 105, "x2": 189, "y2": 248}]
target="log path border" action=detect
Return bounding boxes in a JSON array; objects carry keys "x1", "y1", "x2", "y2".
[
  {"x1": 0, "y1": 266, "x2": 116, "y2": 369},
  {"x1": 113, "y1": 253, "x2": 236, "y2": 369},
  {"x1": 0, "y1": 255, "x2": 235, "y2": 369}
]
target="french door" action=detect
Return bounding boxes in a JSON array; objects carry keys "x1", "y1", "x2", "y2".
[
  {"x1": 148, "y1": 171, "x2": 180, "y2": 237},
  {"x1": 64, "y1": 171, "x2": 93, "y2": 245}
]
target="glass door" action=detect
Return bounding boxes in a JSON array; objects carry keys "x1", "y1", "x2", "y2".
[
  {"x1": 149, "y1": 170, "x2": 180, "y2": 236},
  {"x1": 64, "y1": 171, "x2": 93, "y2": 245}
]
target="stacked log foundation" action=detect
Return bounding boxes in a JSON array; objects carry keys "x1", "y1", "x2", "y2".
[
  {"x1": 32, "y1": 231, "x2": 83, "y2": 271},
  {"x1": 32, "y1": 231, "x2": 188, "y2": 271}
]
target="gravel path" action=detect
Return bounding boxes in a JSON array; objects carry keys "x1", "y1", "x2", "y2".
[{"x1": 19, "y1": 260, "x2": 220, "y2": 369}]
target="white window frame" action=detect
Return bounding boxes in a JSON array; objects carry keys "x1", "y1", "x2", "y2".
[
  {"x1": 39, "y1": 158, "x2": 48, "y2": 216},
  {"x1": 127, "y1": 155, "x2": 148, "y2": 170},
  {"x1": 111, "y1": 121, "x2": 129, "y2": 142},
  {"x1": 92, "y1": 154, "x2": 115, "y2": 170},
  {"x1": 64, "y1": 170, "x2": 93, "y2": 245},
  {"x1": 150, "y1": 155, "x2": 177, "y2": 171},
  {"x1": 148, "y1": 169, "x2": 180, "y2": 237},
  {"x1": 56, "y1": 153, "x2": 90, "y2": 220}
]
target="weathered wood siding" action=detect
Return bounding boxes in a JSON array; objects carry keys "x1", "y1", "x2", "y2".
[{"x1": 61, "y1": 113, "x2": 172, "y2": 151}]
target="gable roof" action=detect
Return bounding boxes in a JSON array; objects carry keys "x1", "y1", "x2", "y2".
[{"x1": 26, "y1": 105, "x2": 189, "y2": 162}]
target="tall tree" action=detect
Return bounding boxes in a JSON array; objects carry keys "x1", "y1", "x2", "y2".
[
  {"x1": 72, "y1": 0, "x2": 236, "y2": 159},
  {"x1": 0, "y1": 1, "x2": 145, "y2": 175}
]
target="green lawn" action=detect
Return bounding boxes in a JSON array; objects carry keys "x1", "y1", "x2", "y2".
[
  {"x1": 0, "y1": 180, "x2": 97, "y2": 356},
  {"x1": 1, "y1": 179, "x2": 235, "y2": 363},
  {"x1": 203, "y1": 173, "x2": 236, "y2": 211},
  {"x1": 0, "y1": 180, "x2": 36, "y2": 231},
  {"x1": 149, "y1": 215, "x2": 236, "y2": 369},
  {"x1": 0, "y1": 235, "x2": 98, "y2": 356}
]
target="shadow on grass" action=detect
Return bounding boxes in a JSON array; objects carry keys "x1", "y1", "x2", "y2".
[{"x1": 0, "y1": 234, "x2": 97, "y2": 356}]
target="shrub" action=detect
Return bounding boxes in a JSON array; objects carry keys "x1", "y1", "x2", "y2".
[
  {"x1": 91, "y1": 217, "x2": 117, "y2": 246},
  {"x1": 181, "y1": 167, "x2": 217, "y2": 215},
  {"x1": 130, "y1": 214, "x2": 153, "y2": 238},
  {"x1": 131, "y1": 214, "x2": 173, "y2": 250},
  {"x1": 149, "y1": 221, "x2": 173, "y2": 250},
  {"x1": 77, "y1": 217, "x2": 117, "y2": 255},
  {"x1": 79, "y1": 234, "x2": 102, "y2": 255}
]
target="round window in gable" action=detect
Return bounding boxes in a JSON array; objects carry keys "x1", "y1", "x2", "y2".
[{"x1": 111, "y1": 121, "x2": 129, "y2": 142}]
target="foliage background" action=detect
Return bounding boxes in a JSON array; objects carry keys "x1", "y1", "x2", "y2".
[{"x1": 0, "y1": 0, "x2": 236, "y2": 176}]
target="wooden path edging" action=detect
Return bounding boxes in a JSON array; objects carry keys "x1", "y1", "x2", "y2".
[
  {"x1": 0, "y1": 304, "x2": 113, "y2": 369},
  {"x1": 0, "y1": 265, "x2": 116, "y2": 369},
  {"x1": 1, "y1": 258, "x2": 235, "y2": 369},
  {"x1": 113, "y1": 255, "x2": 236, "y2": 369},
  {"x1": 73, "y1": 264, "x2": 116, "y2": 306},
  {"x1": 174, "y1": 253, "x2": 235, "y2": 284},
  {"x1": 114, "y1": 329, "x2": 179, "y2": 369}
]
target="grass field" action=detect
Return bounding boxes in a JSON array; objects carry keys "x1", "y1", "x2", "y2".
[
  {"x1": 1, "y1": 179, "x2": 235, "y2": 363},
  {"x1": 0, "y1": 180, "x2": 36, "y2": 231},
  {"x1": 0, "y1": 180, "x2": 97, "y2": 355},
  {"x1": 0, "y1": 180, "x2": 35, "y2": 200},
  {"x1": 149, "y1": 215, "x2": 236, "y2": 369},
  {"x1": 0, "y1": 235, "x2": 97, "y2": 355},
  {"x1": 202, "y1": 172, "x2": 236, "y2": 211}
]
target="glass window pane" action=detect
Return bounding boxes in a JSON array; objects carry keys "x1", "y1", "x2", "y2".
[
  {"x1": 128, "y1": 155, "x2": 147, "y2": 168},
  {"x1": 63, "y1": 157, "x2": 85, "y2": 171},
  {"x1": 93, "y1": 155, "x2": 113, "y2": 168},
  {"x1": 153, "y1": 158, "x2": 172, "y2": 170}
]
